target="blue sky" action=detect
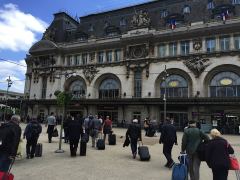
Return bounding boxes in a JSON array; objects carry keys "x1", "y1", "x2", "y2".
[{"x1": 0, "y1": 0, "x2": 151, "y2": 92}]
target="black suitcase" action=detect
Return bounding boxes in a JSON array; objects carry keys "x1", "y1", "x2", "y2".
[
  {"x1": 97, "y1": 139, "x2": 105, "y2": 150},
  {"x1": 108, "y1": 134, "x2": 116, "y2": 145},
  {"x1": 35, "y1": 143, "x2": 42, "y2": 157},
  {"x1": 138, "y1": 144, "x2": 150, "y2": 161},
  {"x1": 80, "y1": 141, "x2": 87, "y2": 156}
]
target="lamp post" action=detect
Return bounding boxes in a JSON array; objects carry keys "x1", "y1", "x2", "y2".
[
  {"x1": 55, "y1": 71, "x2": 76, "y2": 153},
  {"x1": 162, "y1": 65, "x2": 168, "y2": 122},
  {"x1": 3, "y1": 76, "x2": 13, "y2": 122}
]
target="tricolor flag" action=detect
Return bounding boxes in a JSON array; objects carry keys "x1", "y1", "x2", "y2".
[
  {"x1": 169, "y1": 19, "x2": 176, "y2": 30},
  {"x1": 221, "y1": 10, "x2": 229, "y2": 22}
]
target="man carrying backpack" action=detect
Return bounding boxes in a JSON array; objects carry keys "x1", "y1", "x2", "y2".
[
  {"x1": 181, "y1": 120, "x2": 209, "y2": 180},
  {"x1": 23, "y1": 118, "x2": 42, "y2": 159},
  {"x1": 0, "y1": 115, "x2": 22, "y2": 172}
]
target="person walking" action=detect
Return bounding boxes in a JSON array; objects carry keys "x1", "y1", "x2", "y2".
[
  {"x1": 103, "y1": 116, "x2": 112, "y2": 143},
  {"x1": 46, "y1": 112, "x2": 56, "y2": 143},
  {"x1": 23, "y1": 118, "x2": 42, "y2": 159},
  {"x1": 68, "y1": 116, "x2": 82, "y2": 157},
  {"x1": 90, "y1": 116, "x2": 102, "y2": 148},
  {"x1": 63, "y1": 115, "x2": 71, "y2": 143},
  {"x1": 205, "y1": 129, "x2": 234, "y2": 180},
  {"x1": 143, "y1": 117, "x2": 150, "y2": 136},
  {"x1": 0, "y1": 115, "x2": 21, "y2": 172},
  {"x1": 181, "y1": 120, "x2": 209, "y2": 180},
  {"x1": 159, "y1": 118, "x2": 177, "y2": 168},
  {"x1": 126, "y1": 119, "x2": 142, "y2": 159}
]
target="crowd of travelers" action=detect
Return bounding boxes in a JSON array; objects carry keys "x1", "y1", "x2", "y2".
[{"x1": 0, "y1": 113, "x2": 238, "y2": 180}]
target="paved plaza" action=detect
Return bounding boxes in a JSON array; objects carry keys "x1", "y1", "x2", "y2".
[{"x1": 12, "y1": 124, "x2": 239, "y2": 180}]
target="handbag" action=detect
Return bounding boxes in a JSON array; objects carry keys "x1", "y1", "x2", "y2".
[
  {"x1": 52, "y1": 128, "x2": 59, "y2": 137},
  {"x1": 230, "y1": 155, "x2": 240, "y2": 170}
]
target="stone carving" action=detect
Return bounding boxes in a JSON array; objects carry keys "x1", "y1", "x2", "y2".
[
  {"x1": 83, "y1": 65, "x2": 99, "y2": 83},
  {"x1": 131, "y1": 10, "x2": 151, "y2": 27},
  {"x1": 126, "y1": 61, "x2": 149, "y2": 78},
  {"x1": 184, "y1": 56, "x2": 211, "y2": 77},
  {"x1": 127, "y1": 44, "x2": 149, "y2": 59},
  {"x1": 193, "y1": 39, "x2": 202, "y2": 51}
]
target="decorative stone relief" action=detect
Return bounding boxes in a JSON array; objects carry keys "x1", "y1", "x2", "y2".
[
  {"x1": 126, "y1": 61, "x2": 149, "y2": 78},
  {"x1": 127, "y1": 44, "x2": 149, "y2": 59},
  {"x1": 184, "y1": 56, "x2": 211, "y2": 77},
  {"x1": 131, "y1": 10, "x2": 151, "y2": 28},
  {"x1": 193, "y1": 39, "x2": 202, "y2": 51},
  {"x1": 83, "y1": 65, "x2": 99, "y2": 84}
]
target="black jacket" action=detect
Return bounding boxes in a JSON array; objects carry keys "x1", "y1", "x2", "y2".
[
  {"x1": 24, "y1": 121, "x2": 42, "y2": 140},
  {"x1": 126, "y1": 123, "x2": 142, "y2": 141},
  {"x1": 0, "y1": 121, "x2": 21, "y2": 156},
  {"x1": 160, "y1": 123, "x2": 177, "y2": 144},
  {"x1": 68, "y1": 120, "x2": 82, "y2": 140},
  {"x1": 205, "y1": 137, "x2": 234, "y2": 169}
]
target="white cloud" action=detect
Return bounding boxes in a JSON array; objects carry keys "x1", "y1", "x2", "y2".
[
  {"x1": 0, "y1": 60, "x2": 26, "y2": 93},
  {"x1": 0, "y1": 3, "x2": 48, "y2": 51}
]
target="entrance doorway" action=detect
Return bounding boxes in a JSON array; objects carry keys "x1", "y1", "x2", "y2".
[
  {"x1": 160, "y1": 112, "x2": 188, "y2": 130},
  {"x1": 97, "y1": 106, "x2": 118, "y2": 126}
]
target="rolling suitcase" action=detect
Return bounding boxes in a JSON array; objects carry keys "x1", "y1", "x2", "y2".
[
  {"x1": 138, "y1": 142, "x2": 150, "y2": 161},
  {"x1": 35, "y1": 143, "x2": 42, "y2": 157},
  {"x1": 80, "y1": 141, "x2": 87, "y2": 156},
  {"x1": 0, "y1": 158, "x2": 14, "y2": 180},
  {"x1": 108, "y1": 134, "x2": 116, "y2": 145},
  {"x1": 172, "y1": 153, "x2": 188, "y2": 180},
  {"x1": 97, "y1": 134, "x2": 105, "y2": 150}
]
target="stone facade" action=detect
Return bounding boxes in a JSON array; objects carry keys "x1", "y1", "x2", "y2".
[{"x1": 25, "y1": 0, "x2": 240, "y2": 133}]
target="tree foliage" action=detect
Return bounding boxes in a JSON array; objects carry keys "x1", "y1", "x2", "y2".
[{"x1": 55, "y1": 91, "x2": 72, "y2": 107}]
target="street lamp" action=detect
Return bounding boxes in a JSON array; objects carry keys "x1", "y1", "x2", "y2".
[
  {"x1": 54, "y1": 71, "x2": 76, "y2": 153},
  {"x1": 3, "y1": 76, "x2": 13, "y2": 122},
  {"x1": 162, "y1": 65, "x2": 168, "y2": 122}
]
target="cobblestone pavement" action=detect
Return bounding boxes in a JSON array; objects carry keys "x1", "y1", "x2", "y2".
[{"x1": 12, "y1": 124, "x2": 239, "y2": 180}]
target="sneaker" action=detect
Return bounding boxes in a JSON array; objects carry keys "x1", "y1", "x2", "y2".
[{"x1": 26, "y1": 155, "x2": 30, "y2": 159}]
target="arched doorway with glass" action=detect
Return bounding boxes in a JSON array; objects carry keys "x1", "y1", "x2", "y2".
[
  {"x1": 69, "y1": 80, "x2": 86, "y2": 99},
  {"x1": 160, "y1": 74, "x2": 189, "y2": 98},
  {"x1": 99, "y1": 78, "x2": 120, "y2": 99},
  {"x1": 209, "y1": 71, "x2": 240, "y2": 97}
]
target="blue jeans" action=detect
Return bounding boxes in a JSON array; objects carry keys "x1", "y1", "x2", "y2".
[{"x1": 0, "y1": 154, "x2": 11, "y2": 172}]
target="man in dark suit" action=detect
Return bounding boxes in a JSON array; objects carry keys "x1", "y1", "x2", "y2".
[{"x1": 160, "y1": 118, "x2": 177, "y2": 168}]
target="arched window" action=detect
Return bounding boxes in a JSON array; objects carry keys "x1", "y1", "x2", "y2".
[
  {"x1": 183, "y1": 5, "x2": 191, "y2": 14},
  {"x1": 160, "y1": 75, "x2": 188, "y2": 97},
  {"x1": 209, "y1": 72, "x2": 240, "y2": 97},
  {"x1": 69, "y1": 80, "x2": 86, "y2": 99},
  {"x1": 99, "y1": 79, "x2": 120, "y2": 99}
]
